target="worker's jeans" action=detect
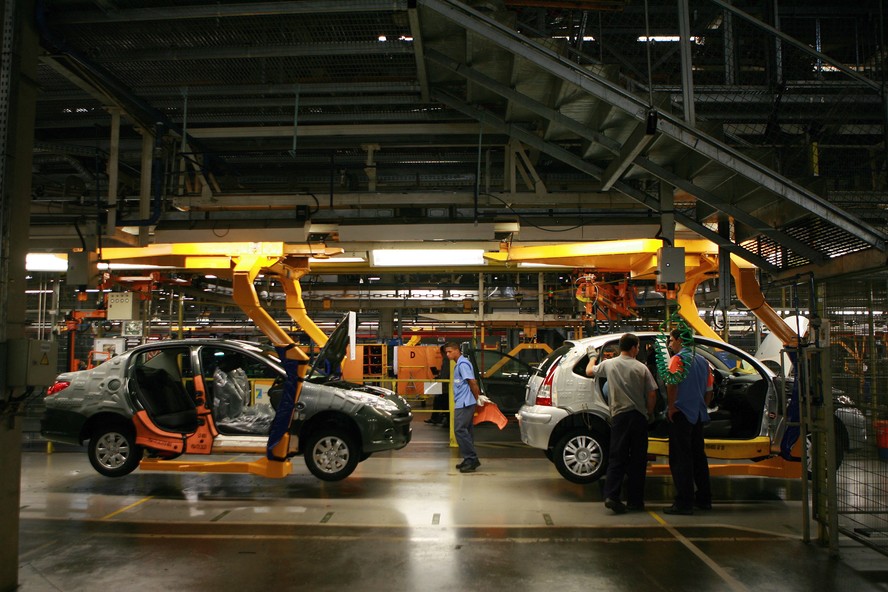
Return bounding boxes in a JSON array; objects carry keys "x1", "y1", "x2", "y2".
[
  {"x1": 668, "y1": 411, "x2": 711, "y2": 509},
  {"x1": 454, "y1": 405, "x2": 478, "y2": 462}
]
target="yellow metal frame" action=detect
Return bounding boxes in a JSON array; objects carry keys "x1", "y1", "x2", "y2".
[
  {"x1": 481, "y1": 342, "x2": 554, "y2": 377},
  {"x1": 484, "y1": 238, "x2": 797, "y2": 345},
  {"x1": 647, "y1": 455, "x2": 802, "y2": 479}
]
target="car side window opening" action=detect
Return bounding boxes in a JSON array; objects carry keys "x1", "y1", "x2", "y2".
[
  {"x1": 130, "y1": 347, "x2": 198, "y2": 433},
  {"x1": 692, "y1": 342, "x2": 769, "y2": 440},
  {"x1": 199, "y1": 346, "x2": 278, "y2": 435},
  {"x1": 536, "y1": 344, "x2": 572, "y2": 377}
]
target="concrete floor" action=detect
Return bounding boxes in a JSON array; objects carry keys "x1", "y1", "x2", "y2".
[{"x1": 17, "y1": 420, "x2": 888, "y2": 592}]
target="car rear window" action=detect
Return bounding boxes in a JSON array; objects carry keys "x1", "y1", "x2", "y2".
[{"x1": 534, "y1": 344, "x2": 573, "y2": 377}]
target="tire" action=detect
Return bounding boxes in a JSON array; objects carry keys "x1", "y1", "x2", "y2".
[
  {"x1": 303, "y1": 427, "x2": 360, "y2": 481},
  {"x1": 87, "y1": 425, "x2": 144, "y2": 477},
  {"x1": 552, "y1": 428, "x2": 608, "y2": 484}
]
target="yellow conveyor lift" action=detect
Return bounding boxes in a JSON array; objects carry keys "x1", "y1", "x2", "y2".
[
  {"x1": 97, "y1": 242, "x2": 343, "y2": 477},
  {"x1": 484, "y1": 238, "x2": 802, "y2": 479}
]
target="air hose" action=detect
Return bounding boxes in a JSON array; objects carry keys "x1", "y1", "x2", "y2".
[{"x1": 653, "y1": 305, "x2": 695, "y2": 385}]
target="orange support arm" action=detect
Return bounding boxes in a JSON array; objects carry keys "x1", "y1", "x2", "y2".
[
  {"x1": 731, "y1": 263, "x2": 799, "y2": 347},
  {"x1": 231, "y1": 254, "x2": 309, "y2": 463},
  {"x1": 675, "y1": 256, "x2": 722, "y2": 341}
]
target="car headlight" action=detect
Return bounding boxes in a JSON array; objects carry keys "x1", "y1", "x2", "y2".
[{"x1": 348, "y1": 391, "x2": 400, "y2": 413}]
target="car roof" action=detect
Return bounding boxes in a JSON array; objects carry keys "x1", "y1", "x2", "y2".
[{"x1": 558, "y1": 332, "x2": 775, "y2": 376}]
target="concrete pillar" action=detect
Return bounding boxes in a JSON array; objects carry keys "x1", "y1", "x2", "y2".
[
  {"x1": 378, "y1": 308, "x2": 394, "y2": 343},
  {"x1": 0, "y1": 1, "x2": 39, "y2": 590}
]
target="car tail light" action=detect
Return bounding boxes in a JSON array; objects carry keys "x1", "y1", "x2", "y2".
[
  {"x1": 45, "y1": 381, "x2": 70, "y2": 396},
  {"x1": 535, "y1": 361, "x2": 560, "y2": 406}
]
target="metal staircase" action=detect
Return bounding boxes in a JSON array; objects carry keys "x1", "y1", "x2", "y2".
[{"x1": 416, "y1": 0, "x2": 888, "y2": 273}]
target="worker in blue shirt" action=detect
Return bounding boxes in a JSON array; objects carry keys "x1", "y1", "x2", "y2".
[
  {"x1": 444, "y1": 342, "x2": 482, "y2": 473},
  {"x1": 665, "y1": 328, "x2": 714, "y2": 515}
]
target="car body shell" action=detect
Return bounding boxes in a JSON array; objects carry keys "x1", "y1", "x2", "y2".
[
  {"x1": 518, "y1": 332, "x2": 802, "y2": 483},
  {"x1": 42, "y1": 337, "x2": 412, "y2": 480}
]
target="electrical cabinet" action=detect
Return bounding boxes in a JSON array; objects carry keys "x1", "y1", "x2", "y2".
[
  {"x1": 657, "y1": 246, "x2": 686, "y2": 284},
  {"x1": 107, "y1": 292, "x2": 141, "y2": 320},
  {"x1": 6, "y1": 339, "x2": 59, "y2": 387}
]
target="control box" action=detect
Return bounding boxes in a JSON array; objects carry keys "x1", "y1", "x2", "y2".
[
  {"x1": 6, "y1": 339, "x2": 59, "y2": 387},
  {"x1": 107, "y1": 292, "x2": 140, "y2": 320},
  {"x1": 657, "y1": 246, "x2": 686, "y2": 284}
]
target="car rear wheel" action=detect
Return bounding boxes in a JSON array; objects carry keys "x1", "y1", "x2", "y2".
[
  {"x1": 304, "y1": 427, "x2": 359, "y2": 481},
  {"x1": 88, "y1": 425, "x2": 144, "y2": 477},
  {"x1": 553, "y1": 428, "x2": 608, "y2": 484}
]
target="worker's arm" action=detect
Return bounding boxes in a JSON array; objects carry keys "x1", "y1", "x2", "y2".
[
  {"x1": 584, "y1": 346, "x2": 599, "y2": 376},
  {"x1": 466, "y1": 377, "x2": 481, "y2": 402},
  {"x1": 646, "y1": 389, "x2": 657, "y2": 418},
  {"x1": 667, "y1": 383, "x2": 678, "y2": 421},
  {"x1": 704, "y1": 367, "x2": 714, "y2": 406}
]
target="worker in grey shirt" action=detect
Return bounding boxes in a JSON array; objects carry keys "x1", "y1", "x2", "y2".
[{"x1": 586, "y1": 333, "x2": 657, "y2": 514}]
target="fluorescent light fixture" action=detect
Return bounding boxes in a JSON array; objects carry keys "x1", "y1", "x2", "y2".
[
  {"x1": 519, "y1": 262, "x2": 574, "y2": 269},
  {"x1": 378, "y1": 35, "x2": 387, "y2": 42},
  {"x1": 309, "y1": 256, "x2": 366, "y2": 264},
  {"x1": 637, "y1": 35, "x2": 702, "y2": 44},
  {"x1": 553, "y1": 35, "x2": 595, "y2": 42},
  {"x1": 371, "y1": 249, "x2": 486, "y2": 267},
  {"x1": 27, "y1": 253, "x2": 68, "y2": 272},
  {"x1": 98, "y1": 262, "x2": 176, "y2": 271}
]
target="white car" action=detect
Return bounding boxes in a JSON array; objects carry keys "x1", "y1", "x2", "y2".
[{"x1": 518, "y1": 332, "x2": 845, "y2": 484}]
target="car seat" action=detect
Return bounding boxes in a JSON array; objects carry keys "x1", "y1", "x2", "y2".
[{"x1": 134, "y1": 366, "x2": 198, "y2": 432}]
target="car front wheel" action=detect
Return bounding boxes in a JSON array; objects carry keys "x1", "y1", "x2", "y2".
[
  {"x1": 88, "y1": 425, "x2": 144, "y2": 477},
  {"x1": 553, "y1": 428, "x2": 608, "y2": 484},
  {"x1": 304, "y1": 427, "x2": 360, "y2": 481}
]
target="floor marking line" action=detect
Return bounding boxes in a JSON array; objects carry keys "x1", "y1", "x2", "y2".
[
  {"x1": 211, "y1": 510, "x2": 231, "y2": 522},
  {"x1": 651, "y1": 511, "x2": 749, "y2": 592},
  {"x1": 320, "y1": 512, "x2": 334, "y2": 523},
  {"x1": 100, "y1": 496, "x2": 155, "y2": 521}
]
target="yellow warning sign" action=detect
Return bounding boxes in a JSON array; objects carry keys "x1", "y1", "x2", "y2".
[{"x1": 40, "y1": 353, "x2": 49, "y2": 365}]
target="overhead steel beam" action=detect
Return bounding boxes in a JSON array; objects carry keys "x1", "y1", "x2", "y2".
[
  {"x1": 425, "y1": 48, "x2": 621, "y2": 154},
  {"x1": 132, "y1": 82, "x2": 422, "y2": 98},
  {"x1": 54, "y1": 1, "x2": 409, "y2": 24},
  {"x1": 186, "y1": 122, "x2": 490, "y2": 139},
  {"x1": 419, "y1": 0, "x2": 887, "y2": 252},
  {"x1": 599, "y1": 121, "x2": 657, "y2": 191},
  {"x1": 408, "y1": 2, "x2": 430, "y2": 103},
  {"x1": 634, "y1": 156, "x2": 825, "y2": 264},
  {"x1": 97, "y1": 42, "x2": 414, "y2": 63}
]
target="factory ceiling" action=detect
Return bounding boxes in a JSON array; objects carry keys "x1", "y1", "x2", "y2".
[{"x1": 27, "y1": 0, "x2": 888, "y2": 283}]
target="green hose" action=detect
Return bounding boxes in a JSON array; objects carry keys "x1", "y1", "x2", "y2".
[{"x1": 653, "y1": 305, "x2": 695, "y2": 385}]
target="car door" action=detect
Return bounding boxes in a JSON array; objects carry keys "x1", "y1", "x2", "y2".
[
  {"x1": 198, "y1": 345, "x2": 282, "y2": 436},
  {"x1": 468, "y1": 348, "x2": 534, "y2": 415}
]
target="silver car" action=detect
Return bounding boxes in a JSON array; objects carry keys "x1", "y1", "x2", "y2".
[{"x1": 518, "y1": 332, "x2": 835, "y2": 484}]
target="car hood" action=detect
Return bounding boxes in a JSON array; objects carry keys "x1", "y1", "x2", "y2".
[{"x1": 308, "y1": 312, "x2": 352, "y2": 379}]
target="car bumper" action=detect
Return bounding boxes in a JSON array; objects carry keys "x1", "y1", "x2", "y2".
[
  {"x1": 518, "y1": 405, "x2": 569, "y2": 450},
  {"x1": 363, "y1": 411, "x2": 413, "y2": 452},
  {"x1": 40, "y1": 408, "x2": 87, "y2": 446}
]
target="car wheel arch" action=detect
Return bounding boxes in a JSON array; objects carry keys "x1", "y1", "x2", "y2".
[
  {"x1": 79, "y1": 411, "x2": 134, "y2": 444},
  {"x1": 297, "y1": 410, "x2": 362, "y2": 454},
  {"x1": 547, "y1": 411, "x2": 610, "y2": 451}
]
